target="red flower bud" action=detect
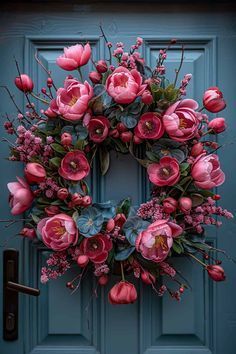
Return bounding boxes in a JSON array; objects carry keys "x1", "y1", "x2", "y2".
[
  {"x1": 116, "y1": 122, "x2": 128, "y2": 133},
  {"x1": 114, "y1": 213, "x2": 126, "y2": 228},
  {"x1": 98, "y1": 275, "x2": 109, "y2": 286},
  {"x1": 71, "y1": 193, "x2": 83, "y2": 206},
  {"x1": 141, "y1": 90, "x2": 153, "y2": 105},
  {"x1": 109, "y1": 129, "x2": 119, "y2": 138},
  {"x1": 106, "y1": 218, "x2": 115, "y2": 232},
  {"x1": 179, "y1": 197, "x2": 192, "y2": 213},
  {"x1": 57, "y1": 188, "x2": 69, "y2": 200},
  {"x1": 15, "y1": 74, "x2": 34, "y2": 93},
  {"x1": 212, "y1": 194, "x2": 221, "y2": 201},
  {"x1": 206, "y1": 265, "x2": 226, "y2": 281},
  {"x1": 96, "y1": 60, "x2": 108, "y2": 73},
  {"x1": 141, "y1": 271, "x2": 156, "y2": 285},
  {"x1": 208, "y1": 117, "x2": 226, "y2": 134},
  {"x1": 82, "y1": 195, "x2": 92, "y2": 206},
  {"x1": 120, "y1": 131, "x2": 133, "y2": 143},
  {"x1": 89, "y1": 71, "x2": 102, "y2": 84},
  {"x1": 20, "y1": 227, "x2": 36, "y2": 239},
  {"x1": 163, "y1": 197, "x2": 178, "y2": 214},
  {"x1": 24, "y1": 162, "x2": 46, "y2": 184},
  {"x1": 108, "y1": 281, "x2": 137, "y2": 304},
  {"x1": 191, "y1": 142, "x2": 204, "y2": 157},
  {"x1": 45, "y1": 205, "x2": 60, "y2": 216},
  {"x1": 203, "y1": 87, "x2": 226, "y2": 113},
  {"x1": 47, "y1": 77, "x2": 53, "y2": 87},
  {"x1": 77, "y1": 255, "x2": 89, "y2": 268},
  {"x1": 61, "y1": 132, "x2": 72, "y2": 146}
]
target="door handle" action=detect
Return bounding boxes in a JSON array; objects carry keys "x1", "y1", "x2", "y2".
[{"x1": 3, "y1": 249, "x2": 40, "y2": 341}]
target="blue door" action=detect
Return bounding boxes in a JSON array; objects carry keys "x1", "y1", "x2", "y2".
[{"x1": 1, "y1": 2, "x2": 236, "y2": 354}]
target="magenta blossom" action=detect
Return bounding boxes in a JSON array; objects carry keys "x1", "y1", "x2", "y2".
[
  {"x1": 191, "y1": 153, "x2": 225, "y2": 189},
  {"x1": 88, "y1": 116, "x2": 110, "y2": 143},
  {"x1": 59, "y1": 150, "x2": 90, "y2": 181},
  {"x1": 105, "y1": 67, "x2": 146, "y2": 104},
  {"x1": 37, "y1": 214, "x2": 78, "y2": 251},
  {"x1": 134, "y1": 112, "x2": 164, "y2": 140},
  {"x1": 163, "y1": 99, "x2": 199, "y2": 142},
  {"x1": 56, "y1": 43, "x2": 91, "y2": 71},
  {"x1": 136, "y1": 220, "x2": 183, "y2": 263},
  {"x1": 147, "y1": 157, "x2": 180, "y2": 186},
  {"x1": 7, "y1": 177, "x2": 34, "y2": 215},
  {"x1": 52, "y1": 77, "x2": 93, "y2": 122}
]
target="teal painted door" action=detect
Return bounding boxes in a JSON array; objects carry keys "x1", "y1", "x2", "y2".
[{"x1": 1, "y1": 2, "x2": 236, "y2": 354}]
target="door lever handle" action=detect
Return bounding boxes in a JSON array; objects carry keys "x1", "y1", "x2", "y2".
[{"x1": 7, "y1": 281, "x2": 40, "y2": 296}]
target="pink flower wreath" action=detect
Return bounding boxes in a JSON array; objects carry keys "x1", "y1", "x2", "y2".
[{"x1": 2, "y1": 31, "x2": 233, "y2": 305}]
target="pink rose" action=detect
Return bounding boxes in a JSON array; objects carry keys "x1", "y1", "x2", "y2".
[
  {"x1": 147, "y1": 157, "x2": 180, "y2": 186},
  {"x1": 134, "y1": 112, "x2": 164, "y2": 140},
  {"x1": 7, "y1": 177, "x2": 34, "y2": 215},
  {"x1": 56, "y1": 43, "x2": 91, "y2": 71},
  {"x1": 59, "y1": 150, "x2": 90, "y2": 181},
  {"x1": 88, "y1": 116, "x2": 110, "y2": 143},
  {"x1": 79, "y1": 233, "x2": 112, "y2": 264},
  {"x1": 208, "y1": 117, "x2": 226, "y2": 133},
  {"x1": 203, "y1": 87, "x2": 226, "y2": 113},
  {"x1": 163, "y1": 99, "x2": 199, "y2": 142},
  {"x1": 105, "y1": 67, "x2": 146, "y2": 104},
  {"x1": 37, "y1": 214, "x2": 78, "y2": 251},
  {"x1": 15, "y1": 74, "x2": 34, "y2": 93},
  {"x1": 53, "y1": 78, "x2": 93, "y2": 122},
  {"x1": 136, "y1": 220, "x2": 183, "y2": 263},
  {"x1": 24, "y1": 162, "x2": 46, "y2": 184},
  {"x1": 191, "y1": 153, "x2": 225, "y2": 189}
]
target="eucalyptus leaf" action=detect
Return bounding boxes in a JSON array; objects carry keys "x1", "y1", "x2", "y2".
[
  {"x1": 99, "y1": 146, "x2": 110, "y2": 176},
  {"x1": 115, "y1": 247, "x2": 135, "y2": 261},
  {"x1": 121, "y1": 115, "x2": 138, "y2": 128}
]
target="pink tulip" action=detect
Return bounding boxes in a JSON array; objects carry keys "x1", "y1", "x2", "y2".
[
  {"x1": 56, "y1": 43, "x2": 91, "y2": 71},
  {"x1": 191, "y1": 153, "x2": 225, "y2": 189},
  {"x1": 108, "y1": 281, "x2": 137, "y2": 304},
  {"x1": 147, "y1": 157, "x2": 180, "y2": 186},
  {"x1": 24, "y1": 162, "x2": 46, "y2": 184},
  {"x1": 134, "y1": 112, "x2": 164, "y2": 140},
  {"x1": 136, "y1": 220, "x2": 183, "y2": 263},
  {"x1": 15, "y1": 74, "x2": 34, "y2": 92},
  {"x1": 89, "y1": 71, "x2": 102, "y2": 84},
  {"x1": 105, "y1": 67, "x2": 146, "y2": 104},
  {"x1": 163, "y1": 99, "x2": 199, "y2": 142},
  {"x1": 37, "y1": 214, "x2": 78, "y2": 251},
  {"x1": 163, "y1": 197, "x2": 178, "y2": 214},
  {"x1": 203, "y1": 87, "x2": 226, "y2": 113},
  {"x1": 52, "y1": 77, "x2": 93, "y2": 122},
  {"x1": 59, "y1": 150, "x2": 90, "y2": 181},
  {"x1": 7, "y1": 177, "x2": 34, "y2": 215},
  {"x1": 179, "y1": 197, "x2": 192, "y2": 213},
  {"x1": 208, "y1": 117, "x2": 226, "y2": 134},
  {"x1": 206, "y1": 265, "x2": 226, "y2": 281},
  {"x1": 96, "y1": 60, "x2": 108, "y2": 73}
]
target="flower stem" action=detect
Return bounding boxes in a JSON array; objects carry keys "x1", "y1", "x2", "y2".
[
  {"x1": 30, "y1": 92, "x2": 49, "y2": 104},
  {"x1": 78, "y1": 67, "x2": 83, "y2": 82},
  {"x1": 174, "y1": 44, "x2": 185, "y2": 87},
  {"x1": 120, "y1": 262, "x2": 125, "y2": 282},
  {"x1": 187, "y1": 252, "x2": 207, "y2": 268}
]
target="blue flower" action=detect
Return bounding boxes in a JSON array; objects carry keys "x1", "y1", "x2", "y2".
[
  {"x1": 93, "y1": 200, "x2": 116, "y2": 220},
  {"x1": 123, "y1": 216, "x2": 150, "y2": 246},
  {"x1": 77, "y1": 207, "x2": 104, "y2": 237}
]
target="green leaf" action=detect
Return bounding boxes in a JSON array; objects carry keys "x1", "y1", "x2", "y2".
[
  {"x1": 191, "y1": 193, "x2": 204, "y2": 207},
  {"x1": 172, "y1": 241, "x2": 184, "y2": 254},
  {"x1": 30, "y1": 214, "x2": 40, "y2": 224},
  {"x1": 180, "y1": 163, "x2": 190, "y2": 173},
  {"x1": 51, "y1": 143, "x2": 66, "y2": 155},
  {"x1": 99, "y1": 146, "x2": 110, "y2": 176},
  {"x1": 117, "y1": 197, "x2": 132, "y2": 217},
  {"x1": 49, "y1": 157, "x2": 61, "y2": 168}
]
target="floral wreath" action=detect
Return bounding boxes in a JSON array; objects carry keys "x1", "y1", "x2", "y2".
[{"x1": 2, "y1": 29, "x2": 234, "y2": 305}]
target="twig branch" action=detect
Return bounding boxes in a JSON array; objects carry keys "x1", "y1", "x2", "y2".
[
  {"x1": 99, "y1": 24, "x2": 112, "y2": 65},
  {"x1": 174, "y1": 45, "x2": 185, "y2": 87}
]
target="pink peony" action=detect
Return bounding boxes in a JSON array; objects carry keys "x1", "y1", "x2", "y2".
[
  {"x1": 24, "y1": 162, "x2": 46, "y2": 184},
  {"x1": 134, "y1": 112, "x2": 164, "y2": 140},
  {"x1": 105, "y1": 67, "x2": 146, "y2": 104},
  {"x1": 147, "y1": 157, "x2": 180, "y2": 186},
  {"x1": 79, "y1": 233, "x2": 112, "y2": 264},
  {"x1": 191, "y1": 153, "x2": 225, "y2": 189},
  {"x1": 208, "y1": 117, "x2": 226, "y2": 134},
  {"x1": 37, "y1": 213, "x2": 78, "y2": 251},
  {"x1": 163, "y1": 99, "x2": 199, "y2": 142},
  {"x1": 136, "y1": 220, "x2": 183, "y2": 263},
  {"x1": 7, "y1": 177, "x2": 34, "y2": 215},
  {"x1": 108, "y1": 281, "x2": 137, "y2": 304},
  {"x1": 59, "y1": 150, "x2": 90, "y2": 181},
  {"x1": 88, "y1": 116, "x2": 110, "y2": 143},
  {"x1": 203, "y1": 87, "x2": 226, "y2": 113},
  {"x1": 56, "y1": 43, "x2": 91, "y2": 71},
  {"x1": 52, "y1": 77, "x2": 93, "y2": 122}
]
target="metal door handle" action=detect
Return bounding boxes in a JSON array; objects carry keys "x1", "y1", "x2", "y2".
[{"x1": 3, "y1": 249, "x2": 40, "y2": 341}]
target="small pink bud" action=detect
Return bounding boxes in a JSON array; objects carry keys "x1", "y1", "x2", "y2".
[
  {"x1": 82, "y1": 195, "x2": 92, "y2": 206},
  {"x1": 141, "y1": 90, "x2": 153, "y2": 105},
  {"x1": 163, "y1": 197, "x2": 178, "y2": 214},
  {"x1": 20, "y1": 228, "x2": 36, "y2": 239},
  {"x1": 41, "y1": 88, "x2": 47, "y2": 94},
  {"x1": 120, "y1": 131, "x2": 133, "y2": 143},
  {"x1": 71, "y1": 193, "x2": 83, "y2": 206},
  {"x1": 116, "y1": 122, "x2": 128, "y2": 132},
  {"x1": 179, "y1": 197, "x2": 192, "y2": 213},
  {"x1": 57, "y1": 188, "x2": 69, "y2": 200},
  {"x1": 208, "y1": 117, "x2": 226, "y2": 134},
  {"x1": 77, "y1": 255, "x2": 89, "y2": 268},
  {"x1": 191, "y1": 142, "x2": 204, "y2": 157},
  {"x1": 61, "y1": 132, "x2": 72, "y2": 146},
  {"x1": 98, "y1": 275, "x2": 109, "y2": 286},
  {"x1": 141, "y1": 271, "x2": 156, "y2": 285},
  {"x1": 96, "y1": 60, "x2": 108, "y2": 73},
  {"x1": 89, "y1": 71, "x2": 102, "y2": 84},
  {"x1": 15, "y1": 74, "x2": 34, "y2": 93},
  {"x1": 109, "y1": 129, "x2": 119, "y2": 138},
  {"x1": 106, "y1": 218, "x2": 115, "y2": 232},
  {"x1": 47, "y1": 78, "x2": 53, "y2": 87},
  {"x1": 45, "y1": 205, "x2": 60, "y2": 216}
]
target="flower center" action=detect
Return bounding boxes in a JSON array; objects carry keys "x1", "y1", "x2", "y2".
[
  {"x1": 70, "y1": 161, "x2": 77, "y2": 170},
  {"x1": 52, "y1": 222, "x2": 66, "y2": 238},
  {"x1": 95, "y1": 128, "x2": 103, "y2": 135},
  {"x1": 87, "y1": 218, "x2": 93, "y2": 226},
  {"x1": 161, "y1": 149, "x2": 170, "y2": 156},
  {"x1": 92, "y1": 243, "x2": 98, "y2": 249},
  {"x1": 179, "y1": 118, "x2": 187, "y2": 129},
  {"x1": 145, "y1": 121, "x2": 153, "y2": 131},
  {"x1": 162, "y1": 167, "x2": 170, "y2": 176},
  {"x1": 69, "y1": 95, "x2": 78, "y2": 106},
  {"x1": 154, "y1": 235, "x2": 168, "y2": 251}
]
